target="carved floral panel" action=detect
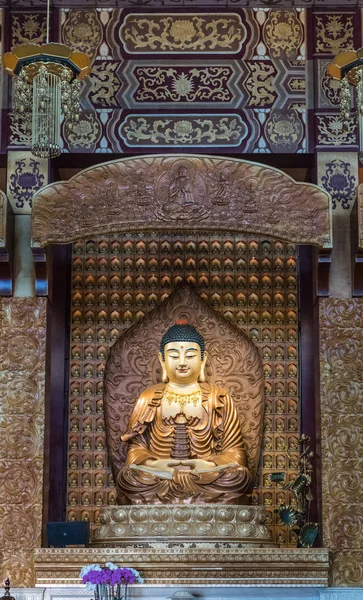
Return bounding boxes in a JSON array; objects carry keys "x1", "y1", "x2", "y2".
[
  {"x1": 119, "y1": 114, "x2": 247, "y2": 147},
  {"x1": 7, "y1": 151, "x2": 48, "y2": 215},
  {"x1": 7, "y1": 8, "x2": 309, "y2": 153},
  {"x1": 316, "y1": 114, "x2": 358, "y2": 148},
  {"x1": 316, "y1": 59, "x2": 341, "y2": 109},
  {"x1": 119, "y1": 13, "x2": 246, "y2": 55},
  {"x1": 0, "y1": 298, "x2": 46, "y2": 587},
  {"x1": 132, "y1": 65, "x2": 235, "y2": 105},
  {"x1": 320, "y1": 298, "x2": 363, "y2": 586},
  {"x1": 120, "y1": 59, "x2": 245, "y2": 109},
  {"x1": 313, "y1": 12, "x2": 355, "y2": 56},
  {"x1": 318, "y1": 151, "x2": 358, "y2": 212},
  {"x1": 11, "y1": 11, "x2": 46, "y2": 46},
  {"x1": 61, "y1": 9, "x2": 103, "y2": 61},
  {"x1": 263, "y1": 10, "x2": 304, "y2": 60}
]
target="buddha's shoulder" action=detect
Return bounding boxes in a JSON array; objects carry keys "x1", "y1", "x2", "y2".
[
  {"x1": 137, "y1": 383, "x2": 166, "y2": 400},
  {"x1": 200, "y1": 382, "x2": 228, "y2": 398}
]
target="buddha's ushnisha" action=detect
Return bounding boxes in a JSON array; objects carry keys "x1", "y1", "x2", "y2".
[{"x1": 117, "y1": 320, "x2": 252, "y2": 504}]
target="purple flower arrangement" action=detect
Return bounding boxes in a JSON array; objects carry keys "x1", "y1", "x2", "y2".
[{"x1": 80, "y1": 562, "x2": 143, "y2": 592}]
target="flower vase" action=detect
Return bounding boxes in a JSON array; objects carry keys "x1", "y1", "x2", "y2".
[{"x1": 94, "y1": 584, "x2": 128, "y2": 600}]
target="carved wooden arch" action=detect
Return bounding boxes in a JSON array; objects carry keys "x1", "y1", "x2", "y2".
[
  {"x1": 104, "y1": 283, "x2": 264, "y2": 487},
  {"x1": 31, "y1": 154, "x2": 332, "y2": 248}
]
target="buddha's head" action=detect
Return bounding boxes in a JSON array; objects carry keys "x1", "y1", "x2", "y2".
[{"x1": 159, "y1": 320, "x2": 207, "y2": 385}]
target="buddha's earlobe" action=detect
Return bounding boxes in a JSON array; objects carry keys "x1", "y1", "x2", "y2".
[
  {"x1": 199, "y1": 353, "x2": 207, "y2": 383},
  {"x1": 158, "y1": 351, "x2": 169, "y2": 383},
  {"x1": 161, "y1": 364, "x2": 169, "y2": 383}
]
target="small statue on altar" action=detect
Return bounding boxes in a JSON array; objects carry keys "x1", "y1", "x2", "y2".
[{"x1": 117, "y1": 321, "x2": 253, "y2": 505}]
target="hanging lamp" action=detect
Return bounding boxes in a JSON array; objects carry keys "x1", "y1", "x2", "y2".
[{"x1": 2, "y1": 0, "x2": 91, "y2": 159}]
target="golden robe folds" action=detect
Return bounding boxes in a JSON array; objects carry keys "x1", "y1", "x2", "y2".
[{"x1": 117, "y1": 382, "x2": 252, "y2": 505}]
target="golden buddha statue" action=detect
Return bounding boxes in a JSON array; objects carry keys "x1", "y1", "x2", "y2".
[{"x1": 116, "y1": 321, "x2": 253, "y2": 505}]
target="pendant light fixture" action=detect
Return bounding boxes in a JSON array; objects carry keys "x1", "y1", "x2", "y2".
[{"x1": 2, "y1": 0, "x2": 91, "y2": 158}]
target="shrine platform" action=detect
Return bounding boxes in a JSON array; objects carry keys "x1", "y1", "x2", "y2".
[{"x1": 34, "y1": 546, "x2": 330, "y2": 587}]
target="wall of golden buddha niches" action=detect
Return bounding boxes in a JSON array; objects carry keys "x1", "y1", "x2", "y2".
[{"x1": 67, "y1": 233, "x2": 300, "y2": 545}]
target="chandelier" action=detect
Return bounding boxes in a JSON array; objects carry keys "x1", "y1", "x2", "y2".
[
  {"x1": 328, "y1": 50, "x2": 363, "y2": 151},
  {"x1": 2, "y1": 2, "x2": 91, "y2": 159}
]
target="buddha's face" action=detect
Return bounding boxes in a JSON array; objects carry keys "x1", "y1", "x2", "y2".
[{"x1": 159, "y1": 341, "x2": 206, "y2": 386}]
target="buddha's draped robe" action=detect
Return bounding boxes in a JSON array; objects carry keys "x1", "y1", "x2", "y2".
[{"x1": 117, "y1": 383, "x2": 252, "y2": 504}]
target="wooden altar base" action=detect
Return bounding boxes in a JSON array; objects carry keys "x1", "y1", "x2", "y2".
[{"x1": 34, "y1": 546, "x2": 330, "y2": 587}]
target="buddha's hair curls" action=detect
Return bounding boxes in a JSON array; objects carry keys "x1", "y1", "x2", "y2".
[{"x1": 160, "y1": 321, "x2": 205, "y2": 359}]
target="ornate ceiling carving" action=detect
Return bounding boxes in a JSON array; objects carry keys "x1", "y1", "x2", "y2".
[
  {"x1": 31, "y1": 154, "x2": 332, "y2": 248},
  {"x1": 2, "y1": 0, "x2": 362, "y2": 7}
]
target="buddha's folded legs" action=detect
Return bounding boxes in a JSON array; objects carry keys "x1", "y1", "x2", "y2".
[{"x1": 116, "y1": 464, "x2": 252, "y2": 505}]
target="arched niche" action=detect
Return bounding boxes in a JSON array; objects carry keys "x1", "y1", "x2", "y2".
[
  {"x1": 104, "y1": 282, "x2": 264, "y2": 496},
  {"x1": 31, "y1": 154, "x2": 332, "y2": 248}
]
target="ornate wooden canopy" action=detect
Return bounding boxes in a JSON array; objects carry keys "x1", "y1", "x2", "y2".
[{"x1": 31, "y1": 154, "x2": 332, "y2": 249}]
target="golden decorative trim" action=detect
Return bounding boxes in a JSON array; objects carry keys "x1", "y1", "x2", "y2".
[
  {"x1": 316, "y1": 14, "x2": 354, "y2": 56},
  {"x1": 31, "y1": 155, "x2": 332, "y2": 248},
  {"x1": 320, "y1": 299, "x2": 363, "y2": 586},
  {"x1": 2, "y1": 43, "x2": 91, "y2": 80},
  {"x1": 358, "y1": 184, "x2": 363, "y2": 248},
  {"x1": 120, "y1": 14, "x2": 245, "y2": 54},
  {"x1": 0, "y1": 190, "x2": 7, "y2": 247},
  {"x1": 263, "y1": 10, "x2": 303, "y2": 60},
  {"x1": 164, "y1": 387, "x2": 202, "y2": 409},
  {"x1": 34, "y1": 547, "x2": 330, "y2": 586},
  {"x1": 332, "y1": 550, "x2": 363, "y2": 586}
]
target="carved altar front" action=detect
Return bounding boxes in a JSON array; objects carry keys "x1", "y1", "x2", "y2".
[{"x1": 93, "y1": 505, "x2": 271, "y2": 544}]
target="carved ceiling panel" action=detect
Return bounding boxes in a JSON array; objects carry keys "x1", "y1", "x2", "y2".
[{"x1": 1, "y1": 1, "x2": 362, "y2": 7}]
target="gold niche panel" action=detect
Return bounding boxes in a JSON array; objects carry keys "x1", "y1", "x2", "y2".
[{"x1": 67, "y1": 232, "x2": 300, "y2": 545}]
